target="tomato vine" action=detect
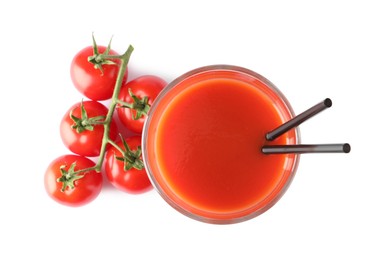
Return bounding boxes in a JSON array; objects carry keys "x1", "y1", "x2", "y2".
[{"x1": 59, "y1": 36, "x2": 136, "y2": 190}]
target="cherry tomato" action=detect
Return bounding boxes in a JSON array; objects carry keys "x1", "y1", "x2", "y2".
[
  {"x1": 60, "y1": 100, "x2": 118, "y2": 157},
  {"x1": 70, "y1": 45, "x2": 128, "y2": 100},
  {"x1": 44, "y1": 155, "x2": 103, "y2": 207},
  {"x1": 104, "y1": 136, "x2": 152, "y2": 194},
  {"x1": 117, "y1": 75, "x2": 166, "y2": 134}
]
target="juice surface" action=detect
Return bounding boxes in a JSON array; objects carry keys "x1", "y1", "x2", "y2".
[{"x1": 153, "y1": 75, "x2": 296, "y2": 216}]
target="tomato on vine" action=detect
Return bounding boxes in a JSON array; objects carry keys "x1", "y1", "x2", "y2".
[
  {"x1": 104, "y1": 136, "x2": 152, "y2": 194},
  {"x1": 70, "y1": 36, "x2": 128, "y2": 100},
  {"x1": 44, "y1": 155, "x2": 103, "y2": 207},
  {"x1": 117, "y1": 75, "x2": 167, "y2": 134},
  {"x1": 60, "y1": 100, "x2": 119, "y2": 157}
]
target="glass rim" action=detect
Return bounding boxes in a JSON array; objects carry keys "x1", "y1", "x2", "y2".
[{"x1": 142, "y1": 64, "x2": 301, "y2": 224}]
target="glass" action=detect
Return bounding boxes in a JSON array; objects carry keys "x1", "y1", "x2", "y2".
[{"x1": 142, "y1": 65, "x2": 300, "y2": 224}]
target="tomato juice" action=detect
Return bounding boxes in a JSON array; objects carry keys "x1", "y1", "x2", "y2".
[{"x1": 143, "y1": 65, "x2": 299, "y2": 223}]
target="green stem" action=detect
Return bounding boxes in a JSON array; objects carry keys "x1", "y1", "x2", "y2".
[
  {"x1": 89, "y1": 121, "x2": 106, "y2": 125},
  {"x1": 107, "y1": 139, "x2": 127, "y2": 155},
  {"x1": 94, "y1": 45, "x2": 135, "y2": 172},
  {"x1": 100, "y1": 54, "x2": 123, "y2": 60},
  {"x1": 72, "y1": 166, "x2": 99, "y2": 176},
  {"x1": 116, "y1": 99, "x2": 133, "y2": 108}
]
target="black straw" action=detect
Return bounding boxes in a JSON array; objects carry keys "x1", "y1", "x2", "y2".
[
  {"x1": 262, "y1": 143, "x2": 351, "y2": 154},
  {"x1": 266, "y1": 98, "x2": 332, "y2": 141}
]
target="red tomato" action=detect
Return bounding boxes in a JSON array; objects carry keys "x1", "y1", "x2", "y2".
[
  {"x1": 44, "y1": 155, "x2": 103, "y2": 207},
  {"x1": 60, "y1": 100, "x2": 118, "y2": 157},
  {"x1": 104, "y1": 136, "x2": 152, "y2": 194},
  {"x1": 70, "y1": 45, "x2": 128, "y2": 100},
  {"x1": 117, "y1": 75, "x2": 166, "y2": 134}
]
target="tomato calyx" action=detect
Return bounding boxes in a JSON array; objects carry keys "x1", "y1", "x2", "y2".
[
  {"x1": 87, "y1": 34, "x2": 116, "y2": 75},
  {"x1": 57, "y1": 162, "x2": 85, "y2": 192},
  {"x1": 121, "y1": 89, "x2": 150, "y2": 120},
  {"x1": 70, "y1": 101, "x2": 105, "y2": 133},
  {"x1": 114, "y1": 135, "x2": 144, "y2": 171}
]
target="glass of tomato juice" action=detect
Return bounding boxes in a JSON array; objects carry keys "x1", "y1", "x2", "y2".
[{"x1": 142, "y1": 65, "x2": 300, "y2": 224}]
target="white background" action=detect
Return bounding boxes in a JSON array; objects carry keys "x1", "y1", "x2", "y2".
[{"x1": 1, "y1": 0, "x2": 388, "y2": 259}]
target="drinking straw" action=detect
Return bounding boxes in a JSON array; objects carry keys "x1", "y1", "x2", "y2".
[
  {"x1": 266, "y1": 98, "x2": 332, "y2": 141},
  {"x1": 261, "y1": 143, "x2": 351, "y2": 154}
]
